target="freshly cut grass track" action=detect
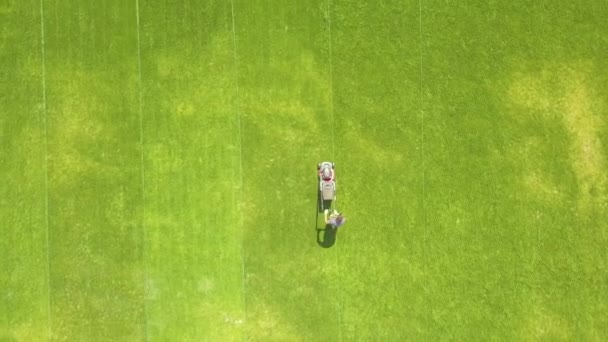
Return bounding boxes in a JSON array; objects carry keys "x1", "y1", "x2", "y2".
[
  {"x1": 43, "y1": 1, "x2": 145, "y2": 340},
  {"x1": 139, "y1": 1, "x2": 243, "y2": 340},
  {"x1": 330, "y1": 0, "x2": 425, "y2": 339},
  {"x1": 1, "y1": 0, "x2": 607, "y2": 341},
  {"x1": 0, "y1": 0, "x2": 48, "y2": 340},
  {"x1": 234, "y1": 0, "x2": 342, "y2": 339}
]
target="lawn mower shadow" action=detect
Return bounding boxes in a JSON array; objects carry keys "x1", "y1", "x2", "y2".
[
  {"x1": 316, "y1": 224, "x2": 336, "y2": 248},
  {"x1": 315, "y1": 180, "x2": 336, "y2": 247},
  {"x1": 318, "y1": 198, "x2": 331, "y2": 213}
]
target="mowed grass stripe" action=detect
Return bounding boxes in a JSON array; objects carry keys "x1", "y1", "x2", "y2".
[
  {"x1": 139, "y1": 1, "x2": 244, "y2": 340},
  {"x1": 331, "y1": 0, "x2": 424, "y2": 339},
  {"x1": 134, "y1": 0, "x2": 149, "y2": 340},
  {"x1": 421, "y1": 1, "x2": 608, "y2": 339},
  {"x1": 325, "y1": 1, "x2": 342, "y2": 339},
  {"x1": 229, "y1": 0, "x2": 248, "y2": 332},
  {"x1": 39, "y1": 0, "x2": 52, "y2": 337},
  {"x1": 422, "y1": 2, "x2": 522, "y2": 336},
  {"x1": 43, "y1": 0, "x2": 145, "y2": 340},
  {"x1": 0, "y1": 0, "x2": 49, "y2": 340},
  {"x1": 234, "y1": 0, "x2": 341, "y2": 339},
  {"x1": 418, "y1": 0, "x2": 428, "y2": 336}
]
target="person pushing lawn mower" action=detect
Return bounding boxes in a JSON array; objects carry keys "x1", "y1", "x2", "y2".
[
  {"x1": 318, "y1": 161, "x2": 346, "y2": 229},
  {"x1": 324, "y1": 209, "x2": 346, "y2": 229}
]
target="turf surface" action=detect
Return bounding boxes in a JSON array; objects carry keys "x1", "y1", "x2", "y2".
[{"x1": 1, "y1": 0, "x2": 607, "y2": 340}]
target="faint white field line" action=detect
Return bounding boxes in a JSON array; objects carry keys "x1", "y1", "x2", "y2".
[
  {"x1": 134, "y1": 0, "x2": 149, "y2": 339},
  {"x1": 230, "y1": 0, "x2": 247, "y2": 334},
  {"x1": 327, "y1": 1, "x2": 336, "y2": 163},
  {"x1": 39, "y1": 0, "x2": 52, "y2": 338},
  {"x1": 326, "y1": 1, "x2": 343, "y2": 341},
  {"x1": 418, "y1": 0, "x2": 428, "y2": 340}
]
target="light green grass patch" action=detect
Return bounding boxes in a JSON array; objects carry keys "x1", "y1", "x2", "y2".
[{"x1": 507, "y1": 61, "x2": 606, "y2": 211}]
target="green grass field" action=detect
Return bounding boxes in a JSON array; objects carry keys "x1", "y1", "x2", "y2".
[{"x1": 2, "y1": 0, "x2": 607, "y2": 340}]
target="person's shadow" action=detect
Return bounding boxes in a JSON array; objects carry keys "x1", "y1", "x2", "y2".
[{"x1": 316, "y1": 224, "x2": 337, "y2": 248}]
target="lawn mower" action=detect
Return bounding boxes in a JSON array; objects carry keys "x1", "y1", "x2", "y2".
[{"x1": 317, "y1": 161, "x2": 336, "y2": 212}]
